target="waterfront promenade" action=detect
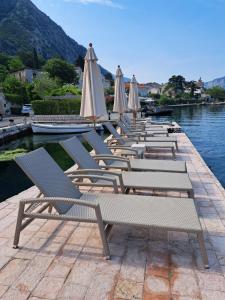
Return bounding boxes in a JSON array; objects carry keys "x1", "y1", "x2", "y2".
[{"x1": 0, "y1": 133, "x2": 225, "y2": 299}]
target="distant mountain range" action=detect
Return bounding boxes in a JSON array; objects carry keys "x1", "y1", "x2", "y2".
[
  {"x1": 204, "y1": 76, "x2": 225, "y2": 89},
  {"x1": 0, "y1": 0, "x2": 109, "y2": 74}
]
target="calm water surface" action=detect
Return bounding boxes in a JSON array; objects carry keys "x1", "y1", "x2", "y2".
[
  {"x1": 162, "y1": 104, "x2": 225, "y2": 187},
  {"x1": 0, "y1": 133, "x2": 93, "y2": 202},
  {"x1": 1, "y1": 105, "x2": 225, "y2": 201}
]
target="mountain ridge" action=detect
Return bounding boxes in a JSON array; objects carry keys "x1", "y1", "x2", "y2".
[
  {"x1": 0, "y1": 0, "x2": 110, "y2": 75},
  {"x1": 204, "y1": 76, "x2": 225, "y2": 90}
]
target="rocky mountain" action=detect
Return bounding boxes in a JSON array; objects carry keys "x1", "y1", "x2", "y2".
[
  {"x1": 0, "y1": 0, "x2": 110, "y2": 74},
  {"x1": 204, "y1": 76, "x2": 225, "y2": 90}
]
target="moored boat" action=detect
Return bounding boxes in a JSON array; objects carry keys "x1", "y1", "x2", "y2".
[
  {"x1": 31, "y1": 123, "x2": 103, "y2": 134},
  {"x1": 143, "y1": 107, "x2": 173, "y2": 116}
]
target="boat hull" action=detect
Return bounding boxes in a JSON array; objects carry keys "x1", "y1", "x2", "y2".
[
  {"x1": 31, "y1": 123, "x2": 103, "y2": 134},
  {"x1": 145, "y1": 110, "x2": 173, "y2": 116}
]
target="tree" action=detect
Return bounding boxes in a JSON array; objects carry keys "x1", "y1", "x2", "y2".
[
  {"x1": 18, "y1": 51, "x2": 46, "y2": 69},
  {"x1": 105, "y1": 72, "x2": 114, "y2": 87},
  {"x1": 44, "y1": 58, "x2": 77, "y2": 84},
  {"x1": 0, "y1": 53, "x2": 10, "y2": 67},
  {"x1": 207, "y1": 86, "x2": 225, "y2": 100},
  {"x1": 33, "y1": 73, "x2": 59, "y2": 99},
  {"x1": 33, "y1": 48, "x2": 39, "y2": 69},
  {"x1": 75, "y1": 55, "x2": 84, "y2": 71},
  {"x1": 0, "y1": 65, "x2": 8, "y2": 82},
  {"x1": 168, "y1": 75, "x2": 186, "y2": 94},
  {"x1": 2, "y1": 75, "x2": 28, "y2": 103},
  {"x1": 8, "y1": 57, "x2": 24, "y2": 72}
]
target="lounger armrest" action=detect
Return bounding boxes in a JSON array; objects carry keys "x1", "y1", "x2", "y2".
[
  {"x1": 108, "y1": 146, "x2": 138, "y2": 157},
  {"x1": 69, "y1": 169, "x2": 125, "y2": 193},
  {"x1": 92, "y1": 155, "x2": 132, "y2": 170},
  {"x1": 20, "y1": 197, "x2": 98, "y2": 209},
  {"x1": 68, "y1": 174, "x2": 119, "y2": 193}
]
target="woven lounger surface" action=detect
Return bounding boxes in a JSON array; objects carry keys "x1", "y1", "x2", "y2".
[
  {"x1": 103, "y1": 159, "x2": 186, "y2": 173},
  {"x1": 97, "y1": 171, "x2": 192, "y2": 192},
  {"x1": 67, "y1": 193, "x2": 201, "y2": 232}
]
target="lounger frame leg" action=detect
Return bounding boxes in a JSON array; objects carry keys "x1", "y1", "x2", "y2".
[
  {"x1": 13, "y1": 202, "x2": 25, "y2": 248},
  {"x1": 197, "y1": 232, "x2": 209, "y2": 269},
  {"x1": 188, "y1": 190, "x2": 194, "y2": 198},
  {"x1": 172, "y1": 147, "x2": 176, "y2": 160},
  {"x1": 95, "y1": 205, "x2": 110, "y2": 259}
]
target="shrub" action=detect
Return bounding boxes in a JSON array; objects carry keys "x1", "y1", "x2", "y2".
[
  {"x1": 50, "y1": 84, "x2": 81, "y2": 96},
  {"x1": 31, "y1": 98, "x2": 81, "y2": 115}
]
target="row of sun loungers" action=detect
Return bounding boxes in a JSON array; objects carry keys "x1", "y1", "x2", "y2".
[{"x1": 13, "y1": 119, "x2": 209, "y2": 268}]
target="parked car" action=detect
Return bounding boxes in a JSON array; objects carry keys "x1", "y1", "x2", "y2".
[{"x1": 21, "y1": 104, "x2": 34, "y2": 116}]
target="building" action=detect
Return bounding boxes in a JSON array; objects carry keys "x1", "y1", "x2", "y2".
[
  {"x1": 12, "y1": 68, "x2": 41, "y2": 83},
  {"x1": 0, "y1": 91, "x2": 10, "y2": 116},
  {"x1": 74, "y1": 66, "x2": 83, "y2": 89},
  {"x1": 137, "y1": 83, "x2": 161, "y2": 97}
]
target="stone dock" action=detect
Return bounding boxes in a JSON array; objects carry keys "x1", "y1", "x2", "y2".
[
  {"x1": 0, "y1": 123, "x2": 31, "y2": 146},
  {"x1": 0, "y1": 133, "x2": 225, "y2": 299}
]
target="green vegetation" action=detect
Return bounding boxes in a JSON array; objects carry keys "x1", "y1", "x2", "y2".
[
  {"x1": 207, "y1": 86, "x2": 225, "y2": 100},
  {"x1": 33, "y1": 73, "x2": 59, "y2": 99},
  {"x1": 75, "y1": 55, "x2": 84, "y2": 71},
  {"x1": 0, "y1": 52, "x2": 82, "y2": 111},
  {"x1": 50, "y1": 84, "x2": 81, "y2": 96},
  {"x1": 0, "y1": 148, "x2": 28, "y2": 161},
  {"x1": 44, "y1": 58, "x2": 78, "y2": 84},
  {"x1": 32, "y1": 98, "x2": 81, "y2": 115}
]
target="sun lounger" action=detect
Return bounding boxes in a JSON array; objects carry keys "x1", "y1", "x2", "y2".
[
  {"x1": 60, "y1": 137, "x2": 194, "y2": 197},
  {"x1": 14, "y1": 147, "x2": 209, "y2": 268},
  {"x1": 83, "y1": 130, "x2": 186, "y2": 172},
  {"x1": 104, "y1": 122, "x2": 178, "y2": 156},
  {"x1": 118, "y1": 121, "x2": 169, "y2": 136}
]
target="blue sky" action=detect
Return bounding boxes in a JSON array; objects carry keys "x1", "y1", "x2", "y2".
[{"x1": 32, "y1": 0, "x2": 225, "y2": 83}]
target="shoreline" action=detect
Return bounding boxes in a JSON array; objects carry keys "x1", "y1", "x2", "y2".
[{"x1": 167, "y1": 101, "x2": 225, "y2": 107}]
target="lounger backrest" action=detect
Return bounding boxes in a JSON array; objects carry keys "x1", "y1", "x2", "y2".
[
  {"x1": 104, "y1": 122, "x2": 125, "y2": 145},
  {"x1": 123, "y1": 114, "x2": 131, "y2": 125},
  {"x1": 15, "y1": 148, "x2": 82, "y2": 214},
  {"x1": 83, "y1": 131, "x2": 114, "y2": 165},
  {"x1": 117, "y1": 121, "x2": 129, "y2": 134},
  {"x1": 60, "y1": 136, "x2": 100, "y2": 170}
]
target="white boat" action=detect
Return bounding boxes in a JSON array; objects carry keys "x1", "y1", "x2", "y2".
[{"x1": 31, "y1": 123, "x2": 103, "y2": 134}]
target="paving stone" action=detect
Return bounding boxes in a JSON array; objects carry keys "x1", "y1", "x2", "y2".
[
  {"x1": 196, "y1": 271, "x2": 225, "y2": 292},
  {"x1": 144, "y1": 274, "x2": 170, "y2": 295},
  {"x1": 200, "y1": 290, "x2": 225, "y2": 300},
  {"x1": 119, "y1": 241, "x2": 147, "y2": 283},
  {"x1": 46, "y1": 260, "x2": 71, "y2": 278},
  {"x1": 1, "y1": 287, "x2": 30, "y2": 300},
  {"x1": 0, "y1": 285, "x2": 9, "y2": 297},
  {"x1": 171, "y1": 272, "x2": 200, "y2": 297},
  {"x1": 13, "y1": 255, "x2": 53, "y2": 292},
  {"x1": 114, "y1": 279, "x2": 143, "y2": 300},
  {"x1": 57, "y1": 283, "x2": 87, "y2": 299},
  {"x1": 32, "y1": 277, "x2": 65, "y2": 299},
  {"x1": 0, "y1": 259, "x2": 29, "y2": 285},
  {"x1": 209, "y1": 236, "x2": 225, "y2": 255},
  {"x1": 84, "y1": 272, "x2": 117, "y2": 300}
]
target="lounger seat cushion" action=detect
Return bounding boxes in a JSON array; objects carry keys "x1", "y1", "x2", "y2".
[{"x1": 66, "y1": 193, "x2": 201, "y2": 232}]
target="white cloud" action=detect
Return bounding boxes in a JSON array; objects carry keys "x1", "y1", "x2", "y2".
[{"x1": 64, "y1": 0, "x2": 123, "y2": 9}]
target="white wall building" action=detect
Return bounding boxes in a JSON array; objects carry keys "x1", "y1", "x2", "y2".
[{"x1": 12, "y1": 68, "x2": 41, "y2": 83}]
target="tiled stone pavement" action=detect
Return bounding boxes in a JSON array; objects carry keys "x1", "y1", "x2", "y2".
[{"x1": 0, "y1": 133, "x2": 225, "y2": 299}]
